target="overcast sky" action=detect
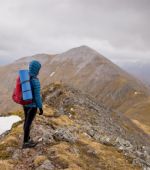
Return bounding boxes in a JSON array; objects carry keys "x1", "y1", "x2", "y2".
[{"x1": 0, "y1": 0, "x2": 149, "y2": 65}]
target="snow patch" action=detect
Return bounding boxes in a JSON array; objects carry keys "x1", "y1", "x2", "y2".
[
  {"x1": 0, "y1": 115, "x2": 21, "y2": 135},
  {"x1": 50, "y1": 72, "x2": 55, "y2": 77}
]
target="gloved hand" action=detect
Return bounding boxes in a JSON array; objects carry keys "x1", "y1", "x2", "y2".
[{"x1": 39, "y1": 108, "x2": 43, "y2": 115}]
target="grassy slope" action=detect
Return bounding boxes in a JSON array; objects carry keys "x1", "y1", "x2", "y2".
[{"x1": 125, "y1": 99, "x2": 150, "y2": 134}]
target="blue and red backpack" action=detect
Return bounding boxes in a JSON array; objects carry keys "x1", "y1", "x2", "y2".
[{"x1": 12, "y1": 76, "x2": 33, "y2": 105}]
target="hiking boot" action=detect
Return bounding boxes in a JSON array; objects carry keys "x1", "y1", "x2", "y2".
[
  {"x1": 28, "y1": 139, "x2": 38, "y2": 145},
  {"x1": 22, "y1": 140, "x2": 38, "y2": 149}
]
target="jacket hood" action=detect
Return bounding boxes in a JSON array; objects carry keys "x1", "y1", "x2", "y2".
[{"x1": 29, "y1": 60, "x2": 41, "y2": 77}]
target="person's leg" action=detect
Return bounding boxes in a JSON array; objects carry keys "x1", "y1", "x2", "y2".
[
  {"x1": 23, "y1": 107, "x2": 28, "y2": 132},
  {"x1": 23, "y1": 107, "x2": 37, "y2": 143}
]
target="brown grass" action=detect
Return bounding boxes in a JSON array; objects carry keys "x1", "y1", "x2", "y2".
[
  {"x1": 0, "y1": 160, "x2": 13, "y2": 170},
  {"x1": 132, "y1": 119, "x2": 150, "y2": 135},
  {"x1": 4, "y1": 136, "x2": 18, "y2": 146},
  {"x1": 0, "y1": 121, "x2": 22, "y2": 159},
  {"x1": 43, "y1": 104, "x2": 55, "y2": 117},
  {"x1": 34, "y1": 155, "x2": 47, "y2": 167},
  {"x1": 50, "y1": 115, "x2": 74, "y2": 127},
  {"x1": 125, "y1": 99, "x2": 150, "y2": 129},
  {"x1": 50, "y1": 133, "x2": 141, "y2": 170}
]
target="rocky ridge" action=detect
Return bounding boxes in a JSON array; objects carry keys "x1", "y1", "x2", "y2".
[{"x1": 0, "y1": 83, "x2": 149, "y2": 170}]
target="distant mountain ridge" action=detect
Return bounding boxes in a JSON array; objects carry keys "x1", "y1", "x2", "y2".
[
  {"x1": 0, "y1": 46, "x2": 150, "y2": 131},
  {"x1": 119, "y1": 61, "x2": 150, "y2": 86}
]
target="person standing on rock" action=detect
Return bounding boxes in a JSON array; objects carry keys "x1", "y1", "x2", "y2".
[{"x1": 22, "y1": 60, "x2": 43, "y2": 149}]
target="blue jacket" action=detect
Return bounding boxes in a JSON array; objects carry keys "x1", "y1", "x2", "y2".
[{"x1": 25, "y1": 60, "x2": 43, "y2": 109}]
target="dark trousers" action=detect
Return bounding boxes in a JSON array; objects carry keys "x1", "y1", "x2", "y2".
[{"x1": 23, "y1": 107, "x2": 37, "y2": 143}]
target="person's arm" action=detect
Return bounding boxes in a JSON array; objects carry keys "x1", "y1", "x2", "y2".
[{"x1": 32, "y1": 78, "x2": 43, "y2": 113}]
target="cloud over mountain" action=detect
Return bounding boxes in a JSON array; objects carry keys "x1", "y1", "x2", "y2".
[{"x1": 0, "y1": 0, "x2": 150, "y2": 65}]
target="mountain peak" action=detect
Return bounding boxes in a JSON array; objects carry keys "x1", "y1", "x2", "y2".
[
  {"x1": 72, "y1": 45, "x2": 95, "y2": 51},
  {"x1": 64, "y1": 45, "x2": 102, "y2": 56},
  {"x1": 53, "y1": 45, "x2": 106, "y2": 63}
]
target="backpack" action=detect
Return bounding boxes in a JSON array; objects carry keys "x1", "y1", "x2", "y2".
[{"x1": 12, "y1": 76, "x2": 33, "y2": 105}]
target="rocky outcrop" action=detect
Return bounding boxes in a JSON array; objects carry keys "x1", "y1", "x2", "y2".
[{"x1": 42, "y1": 83, "x2": 150, "y2": 169}]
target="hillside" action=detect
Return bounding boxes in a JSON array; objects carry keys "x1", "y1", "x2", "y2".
[
  {"x1": 0, "y1": 46, "x2": 150, "y2": 131},
  {"x1": 0, "y1": 83, "x2": 149, "y2": 170}
]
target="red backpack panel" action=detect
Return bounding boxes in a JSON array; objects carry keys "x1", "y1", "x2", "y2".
[{"x1": 12, "y1": 76, "x2": 33, "y2": 105}]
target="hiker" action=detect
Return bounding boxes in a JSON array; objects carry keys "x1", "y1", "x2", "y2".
[{"x1": 22, "y1": 60, "x2": 43, "y2": 149}]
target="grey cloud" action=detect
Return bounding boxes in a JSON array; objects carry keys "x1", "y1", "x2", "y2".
[{"x1": 0, "y1": 0, "x2": 149, "y2": 65}]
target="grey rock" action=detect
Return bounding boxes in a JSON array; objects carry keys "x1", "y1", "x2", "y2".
[
  {"x1": 58, "y1": 107, "x2": 65, "y2": 115},
  {"x1": 33, "y1": 125, "x2": 55, "y2": 145},
  {"x1": 93, "y1": 132, "x2": 101, "y2": 141},
  {"x1": 87, "y1": 147, "x2": 98, "y2": 156},
  {"x1": 87, "y1": 129, "x2": 95, "y2": 137},
  {"x1": 53, "y1": 128, "x2": 77, "y2": 143},
  {"x1": 115, "y1": 137, "x2": 132, "y2": 148},
  {"x1": 133, "y1": 157, "x2": 150, "y2": 170},
  {"x1": 36, "y1": 160, "x2": 55, "y2": 170},
  {"x1": 12, "y1": 149, "x2": 22, "y2": 160},
  {"x1": 99, "y1": 136, "x2": 112, "y2": 146},
  {"x1": 42, "y1": 131, "x2": 54, "y2": 145},
  {"x1": 119, "y1": 146, "x2": 124, "y2": 151},
  {"x1": 6, "y1": 147, "x2": 15, "y2": 153},
  {"x1": 136, "y1": 151, "x2": 145, "y2": 159}
]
